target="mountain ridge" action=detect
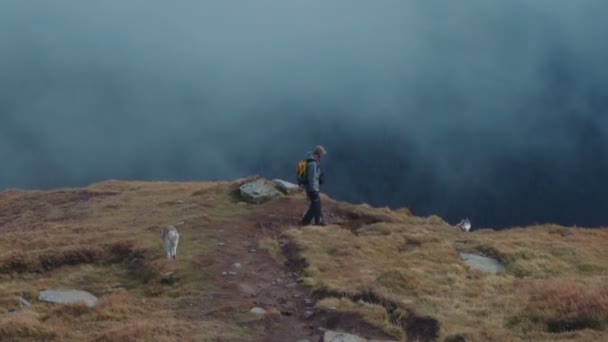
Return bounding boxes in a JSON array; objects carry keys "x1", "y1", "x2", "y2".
[{"x1": 0, "y1": 177, "x2": 607, "y2": 341}]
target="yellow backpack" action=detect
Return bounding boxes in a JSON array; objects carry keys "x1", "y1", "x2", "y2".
[{"x1": 296, "y1": 159, "x2": 309, "y2": 186}]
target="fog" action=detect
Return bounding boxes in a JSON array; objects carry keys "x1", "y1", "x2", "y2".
[{"x1": 1, "y1": 1, "x2": 607, "y2": 228}]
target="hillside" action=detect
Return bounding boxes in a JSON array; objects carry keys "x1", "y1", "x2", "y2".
[{"x1": 0, "y1": 177, "x2": 607, "y2": 341}]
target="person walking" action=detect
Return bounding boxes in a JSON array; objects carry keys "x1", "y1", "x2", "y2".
[{"x1": 300, "y1": 145, "x2": 327, "y2": 226}]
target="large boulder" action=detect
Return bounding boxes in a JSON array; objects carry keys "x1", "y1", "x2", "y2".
[
  {"x1": 273, "y1": 179, "x2": 300, "y2": 194},
  {"x1": 39, "y1": 289, "x2": 98, "y2": 307},
  {"x1": 239, "y1": 179, "x2": 282, "y2": 203}
]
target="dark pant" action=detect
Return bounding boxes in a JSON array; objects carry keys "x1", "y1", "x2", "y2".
[{"x1": 301, "y1": 191, "x2": 323, "y2": 225}]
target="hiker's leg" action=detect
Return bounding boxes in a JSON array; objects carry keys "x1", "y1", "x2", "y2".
[
  {"x1": 317, "y1": 196, "x2": 325, "y2": 224},
  {"x1": 301, "y1": 192, "x2": 316, "y2": 225},
  {"x1": 310, "y1": 192, "x2": 323, "y2": 225}
]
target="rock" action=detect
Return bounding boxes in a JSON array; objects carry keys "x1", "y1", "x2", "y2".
[
  {"x1": 273, "y1": 179, "x2": 300, "y2": 194},
  {"x1": 323, "y1": 331, "x2": 397, "y2": 342},
  {"x1": 323, "y1": 331, "x2": 367, "y2": 342},
  {"x1": 218, "y1": 242, "x2": 225, "y2": 246},
  {"x1": 19, "y1": 297, "x2": 31, "y2": 309},
  {"x1": 228, "y1": 271, "x2": 237, "y2": 275},
  {"x1": 222, "y1": 272, "x2": 227, "y2": 276},
  {"x1": 250, "y1": 307, "x2": 266, "y2": 315},
  {"x1": 39, "y1": 289, "x2": 98, "y2": 307},
  {"x1": 249, "y1": 249, "x2": 257, "y2": 253},
  {"x1": 286, "y1": 282, "x2": 297, "y2": 288},
  {"x1": 233, "y1": 263, "x2": 242, "y2": 269},
  {"x1": 459, "y1": 252, "x2": 506, "y2": 273},
  {"x1": 239, "y1": 179, "x2": 282, "y2": 203}
]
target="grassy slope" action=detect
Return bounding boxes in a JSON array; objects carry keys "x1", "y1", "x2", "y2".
[
  {"x1": 0, "y1": 179, "x2": 255, "y2": 341},
  {"x1": 285, "y1": 216, "x2": 608, "y2": 341},
  {"x1": 0, "y1": 177, "x2": 607, "y2": 341}
]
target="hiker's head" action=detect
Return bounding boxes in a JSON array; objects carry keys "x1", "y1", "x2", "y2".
[{"x1": 313, "y1": 145, "x2": 327, "y2": 159}]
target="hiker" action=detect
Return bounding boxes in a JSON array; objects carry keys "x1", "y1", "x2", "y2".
[{"x1": 299, "y1": 145, "x2": 327, "y2": 226}]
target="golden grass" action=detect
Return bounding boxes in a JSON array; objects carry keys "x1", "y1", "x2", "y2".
[
  {"x1": 258, "y1": 237, "x2": 285, "y2": 264},
  {"x1": 2, "y1": 177, "x2": 607, "y2": 341},
  {"x1": 285, "y1": 215, "x2": 608, "y2": 341},
  {"x1": 0, "y1": 311, "x2": 64, "y2": 341},
  {"x1": 0, "y1": 179, "x2": 255, "y2": 341}
]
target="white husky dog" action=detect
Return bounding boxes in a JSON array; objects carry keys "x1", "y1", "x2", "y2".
[
  {"x1": 456, "y1": 219, "x2": 472, "y2": 232},
  {"x1": 161, "y1": 225, "x2": 180, "y2": 259}
]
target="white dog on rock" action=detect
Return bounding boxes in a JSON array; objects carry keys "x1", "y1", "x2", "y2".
[{"x1": 161, "y1": 225, "x2": 180, "y2": 259}]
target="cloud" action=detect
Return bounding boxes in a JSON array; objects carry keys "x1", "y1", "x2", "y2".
[{"x1": 1, "y1": 1, "x2": 607, "y2": 227}]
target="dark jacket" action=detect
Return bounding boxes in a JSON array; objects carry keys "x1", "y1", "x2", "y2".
[{"x1": 304, "y1": 152, "x2": 322, "y2": 192}]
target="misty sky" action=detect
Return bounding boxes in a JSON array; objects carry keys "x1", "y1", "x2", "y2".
[{"x1": 1, "y1": 1, "x2": 607, "y2": 228}]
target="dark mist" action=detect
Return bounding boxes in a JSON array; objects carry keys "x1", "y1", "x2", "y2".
[{"x1": 1, "y1": 1, "x2": 607, "y2": 228}]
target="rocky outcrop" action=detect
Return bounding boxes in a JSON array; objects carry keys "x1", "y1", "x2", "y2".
[
  {"x1": 273, "y1": 179, "x2": 300, "y2": 194},
  {"x1": 239, "y1": 179, "x2": 282, "y2": 203}
]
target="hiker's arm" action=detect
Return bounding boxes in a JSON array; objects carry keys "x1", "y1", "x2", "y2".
[{"x1": 307, "y1": 161, "x2": 318, "y2": 186}]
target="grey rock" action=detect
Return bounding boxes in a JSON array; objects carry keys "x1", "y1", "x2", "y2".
[
  {"x1": 39, "y1": 289, "x2": 98, "y2": 307},
  {"x1": 233, "y1": 263, "x2": 242, "y2": 269},
  {"x1": 323, "y1": 331, "x2": 367, "y2": 342},
  {"x1": 323, "y1": 331, "x2": 397, "y2": 342},
  {"x1": 459, "y1": 252, "x2": 506, "y2": 273},
  {"x1": 250, "y1": 307, "x2": 266, "y2": 315},
  {"x1": 286, "y1": 282, "x2": 298, "y2": 288},
  {"x1": 218, "y1": 242, "x2": 225, "y2": 246},
  {"x1": 273, "y1": 179, "x2": 300, "y2": 194},
  {"x1": 228, "y1": 271, "x2": 237, "y2": 275},
  {"x1": 239, "y1": 179, "x2": 282, "y2": 203}
]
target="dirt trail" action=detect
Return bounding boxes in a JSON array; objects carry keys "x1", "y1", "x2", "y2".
[{"x1": 177, "y1": 196, "x2": 395, "y2": 342}]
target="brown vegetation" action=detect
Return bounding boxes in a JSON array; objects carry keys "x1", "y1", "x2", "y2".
[{"x1": 1, "y1": 177, "x2": 607, "y2": 341}]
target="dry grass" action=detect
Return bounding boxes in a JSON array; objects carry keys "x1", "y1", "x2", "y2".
[
  {"x1": 285, "y1": 212, "x2": 608, "y2": 341},
  {"x1": 512, "y1": 280, "x2": 608, "y2": 333},
  {"x1": 0, "y1": 179, "x2": 255, "y2": 341},
  {"x1": 2, "y1": 177, "x2": 607, "y2": 341},
  {"x1": 0, "y1": 311, "x2": 64, "y2": 341},
  {"x1": 258, "y1": 237, "x2": 285, "y2": 264}
]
